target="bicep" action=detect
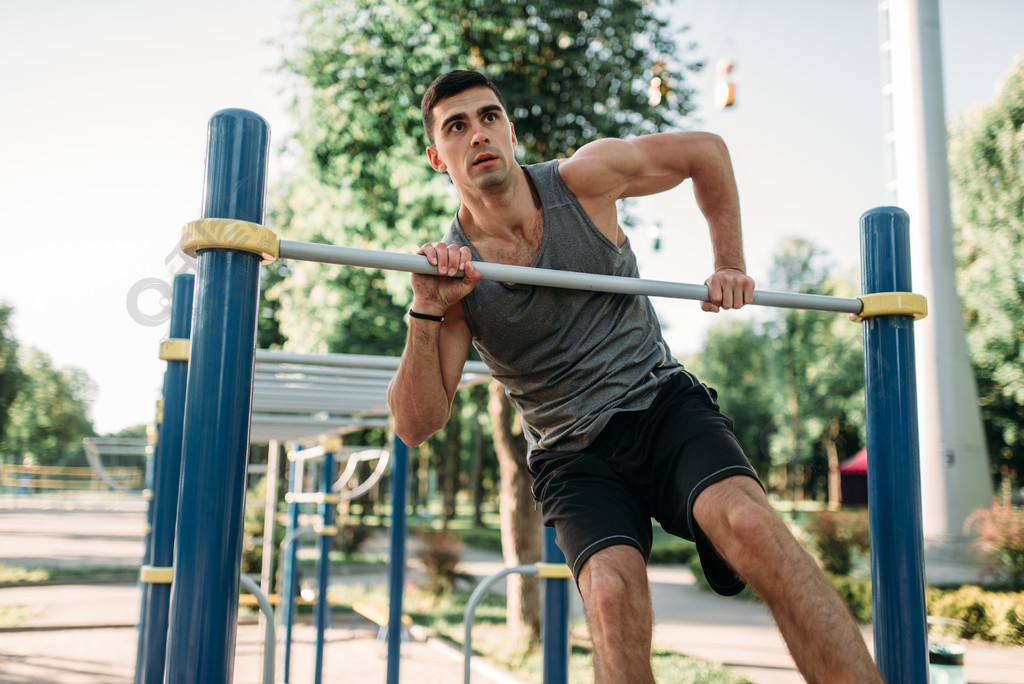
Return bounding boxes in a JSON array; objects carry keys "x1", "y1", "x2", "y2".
[{"x1": 566, "y1": 132, "x2": 727, "y2": 200}]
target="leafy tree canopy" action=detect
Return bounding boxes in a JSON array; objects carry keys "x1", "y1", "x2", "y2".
[{"x1": 950, "y1": 59, "x2": 1024, "y2": 480}]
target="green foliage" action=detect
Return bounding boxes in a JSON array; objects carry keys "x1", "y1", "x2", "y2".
[
  {"x1": 417, "y1": 528, "x2": 468, "y2": 596},
  {"x1": 965, "y1": 498, "x2": 1024, "y2": 590},
  {"x1": 828, "y1": 575, "x2": 873, "y2": 624},
  {"x1": 803, "y1": 508, "x2": 870, "y2": 576},
  {"x1": 927, "y1": 585, "x2": 1024, "y2": 645},
  {"x1": 690, "y1": 239, "x2": 864, "y2": 498},
  {"x1": 949, "y1": 60, "x2": 1024, "y2": 485},
  {"x1": 241, "y1": 475, "x2": 287, "y2": 592},
  {"x1": 0, "y1": 346, "x2": 95, "y2": 467},
  {"x1": 334, "y1": 523, "x2": 374, "y2": 558},
  {"x1": 0, "y1": 305, "x2": 25, "y2": 445},
  {"x1": 270, "y1": 0, "x2": 702, "y2": 353}
]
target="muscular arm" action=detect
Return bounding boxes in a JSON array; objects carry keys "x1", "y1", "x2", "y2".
[
  {"x1": 387, "y1": 244, "x2": 481, "y2": 446},
  {"x1": 559, "y1": 132, "x2": 753, "y2": 312}
]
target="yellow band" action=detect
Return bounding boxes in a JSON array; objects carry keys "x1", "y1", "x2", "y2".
[
  {"x1": 160, "y1": 338, "x2": 190, "y2": 361},
  {"x1": 181, "y1": 218, "x2": 279, "y2": 264},
  {"x1": 316, "y1": 525, "x2": 339, "y2": 536},
  {"x1": 319, "y1": 436, "x2": 343, "y2": 453},
  {"x1": 140, "y1": 565, "x2": 173, "y2": 584},
  {"x1": 535, "y1": 563, "x2": 574, "y2": 579},
  {"x1": 284, "y1": 492, "x2": 341, "y2": 505},
  {"x1": 851, "y1": 292, "x2": 928, "y2": 322}
]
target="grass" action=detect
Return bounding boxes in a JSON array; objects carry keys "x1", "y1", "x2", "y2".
[
  {"x1": 0, "y1": 604, "x2": 32, "y2": 628},
  {"x1": 0, "y1": 563, "x2": 138, "y2": 585}
]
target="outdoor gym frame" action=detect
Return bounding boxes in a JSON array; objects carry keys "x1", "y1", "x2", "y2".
[{"x1": 163, "y1": 109, "x2": 930, "y2": 683}]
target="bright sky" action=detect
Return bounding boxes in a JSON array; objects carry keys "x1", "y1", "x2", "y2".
[{"x1": 1, "y1": 0, "x2": 1021, "y2": 434}]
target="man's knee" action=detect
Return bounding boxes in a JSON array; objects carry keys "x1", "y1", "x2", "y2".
[
  {"x1": 694, "y1": 476, "x2": 787, "y2": 553},
  {"x1": 578, "y1": 544, "x2": 647, "y2": 607}
]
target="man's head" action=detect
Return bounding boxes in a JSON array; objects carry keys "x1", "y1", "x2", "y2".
[{"x1": 421, "y1": 70, "x2": 508, "y2": 148}]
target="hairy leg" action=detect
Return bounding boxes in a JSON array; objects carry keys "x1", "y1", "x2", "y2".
[
  {"x1": 693, "y1": 476, "x2": 883, "y2": 684},
  {"x1": 577, "y1": 545, "x2": 656, "y2": 684}
]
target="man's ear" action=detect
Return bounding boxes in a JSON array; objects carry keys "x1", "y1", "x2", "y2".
[
  {"x1": 426, "y1": 146, "x2": 447, "y2": 172},
  {"x1": 510, "y1": 122, "x2": 518, "y2": 149}
]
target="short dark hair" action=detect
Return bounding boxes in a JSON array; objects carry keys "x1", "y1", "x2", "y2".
[{"x1": 421, "y1": 70, "x2": 508, "y2": 147}]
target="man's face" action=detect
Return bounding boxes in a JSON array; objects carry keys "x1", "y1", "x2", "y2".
[{"x1": 426, "y1": 86, "x2": 517, "y2": 191}]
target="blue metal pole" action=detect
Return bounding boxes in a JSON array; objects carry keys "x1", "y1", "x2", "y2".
[
  {"x1": 860, "y1": 206, "x2": 928, "y2": 683},
  {"x1": 164, "y1": 109, "x2": 269, "y2": 684},
  {"x1": 282, "y1": 452, "x2": 300, "y2": 683},
  {"x1": 313, "y1": 451, "x2": 335, "y2": 684},
  {"x1": 386, "y1": 438, "x2": 409, "y2": 684},
  {"x1": 542, "y1": 527, "x2": 570, "y2": 684},
  {"x1": 136, "y1": 273, "x2": 194, "y2": 684}
]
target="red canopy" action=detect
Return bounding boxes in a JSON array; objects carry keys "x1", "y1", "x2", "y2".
[{"x1": 839, "y1": 448, "x2": 868, "y2": 475}]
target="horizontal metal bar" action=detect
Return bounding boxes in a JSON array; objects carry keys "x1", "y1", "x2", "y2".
[
  {"x1": 255, "y1": 349, "x2": 491, "y2": 375},
  {"x1": 278, "y1": 240, "x2": 864, "y2": 315}
]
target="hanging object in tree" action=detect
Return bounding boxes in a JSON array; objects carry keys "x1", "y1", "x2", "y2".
[{"x1": 715, "y1": 59, "x2": 737, "y2": 109}]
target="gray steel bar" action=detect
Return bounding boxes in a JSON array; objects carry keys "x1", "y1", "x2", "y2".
[
  {"x1": 279, "y1": 240, "x2": 864, "y2": 315},
  {"x1": 255, "y1": 349, "x2": 491, "y2": 375},
  {"x1": 238, "y1": 573, "x2": 275, "y2": 684}
]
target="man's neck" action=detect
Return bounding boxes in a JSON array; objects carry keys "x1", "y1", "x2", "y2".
[{"x1": 456, "y1": 166, "x2": 540, "y2": 240}]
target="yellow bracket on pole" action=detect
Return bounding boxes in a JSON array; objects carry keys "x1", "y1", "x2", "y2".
[
  {"x1": 851, "y1": 292, "x2": 928, "y2": 322},
  {"x1": 180, "y1": 218, "x2": 280, "y2": 264},
  {"x1": 319, "y1": 436, "x2": 344, "y2": 453},
  {"x1": 535, "y1": 563, "x2": 574, "y2": 579},
  {"x1": 140, "y1": 565, "x2": 173, "y2": 584},
  {"x1": 159, "y1": 338, "x2": 190, "y2": 361}
]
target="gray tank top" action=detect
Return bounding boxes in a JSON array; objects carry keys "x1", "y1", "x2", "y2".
[{"x1": 443, "y1": 160, "x2": 683, "y2": 453}]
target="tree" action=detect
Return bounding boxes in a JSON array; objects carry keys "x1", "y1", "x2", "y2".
[
  {"x1": 0, "y1": 349, "x2": 96, "y2": 468},
  {"x1": 762, "y1": 239, "x2": 864, "y2": 502},
  {"x1": 949, "y1": 60, "x2": 1024, "y2": 487},
  {"x1": 275, "y1": 0, "x2": 703, "y2": 645},
  {"x1": 0, "y1": 304, "x2": 25, "y2": 448},
  {"x1": 691, "y1": 239, "x2": 865, "y2": 503}
]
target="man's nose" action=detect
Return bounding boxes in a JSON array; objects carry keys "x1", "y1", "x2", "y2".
[{"x1": 471, "y1": 127, "x2": 490, "y2": 146}]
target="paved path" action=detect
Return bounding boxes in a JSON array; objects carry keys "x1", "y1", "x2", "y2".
[{"x1": 3, "y1": 497, "x2": 1024, "y2": 683}]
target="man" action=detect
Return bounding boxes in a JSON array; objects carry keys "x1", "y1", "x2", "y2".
[{"x1": 387, "y1": 70, "x2": 881, "y2": 684}]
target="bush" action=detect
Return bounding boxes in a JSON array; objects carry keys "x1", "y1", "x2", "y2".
[
  {"x1": 926, "y1": 585, "x2": 1024, "y2": 645},
  {"x1": 965, "y1": 499, "x2": 1024, "y2": 590},
  {"x1": 334, "y1": 524, "x2": 373, "y2": 558},
  {"x1": 829, "y1": 575, "x2": 873, "y2": 624},
  {"x1": 418, "y1": 529, "x2": 467, "y2": 597},
  {"x1": 802, "y1": 509, "x2": 870, "y2": 576}
]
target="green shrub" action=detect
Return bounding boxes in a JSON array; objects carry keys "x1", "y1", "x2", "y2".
[
  {"x1": 418, "y1": 529, "x2": 467, "y2": 596},
  {"x1": 965, "y1": 499, "x2": 1024, "y2": 590},
  {"x1": 334, "y1": 524, "x2": 373, "y2": 558},
  {"x1": 829, "y1": 575, "x2": 873, "y2": 624},
  {"x1": 926, "y1": 585, "x2": 1024, "y2": 645},
  {"x1": 802, "y1": 508, "x2": 870, "y2": 576},
  {"x1": 648, "y1": 540, "x2": 698, "y2": 565}
]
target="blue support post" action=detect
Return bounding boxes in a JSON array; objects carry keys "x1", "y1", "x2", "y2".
[
  {"x1": 860, "y1": 206, "x2": 929, "y2": 683},
  {"x1": 542, "y1": 527, "x2": 570, "y2": 684},
  {"x1": 164, "y1": 109, "x2": 269, "y2": 684},
  {"x1": 313, "y1": 451, "x2": 335, "y2": 684},
  {"x1": 386, "y1": 437, "x2": 410, "y2": 684},
  {"x1": 135, "y1": 273, "x2": 194, "y2": 684},
  {"x1": 282, "y1": 452, "x2": 300, "y2": 683}
]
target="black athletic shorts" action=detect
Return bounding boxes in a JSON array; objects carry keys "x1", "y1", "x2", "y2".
[{"x1": 528, "y1": 370, "x2": 763, "y2": 597}]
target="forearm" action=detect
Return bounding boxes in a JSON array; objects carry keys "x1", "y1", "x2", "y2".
[
  {"x1": 387, "y1": 316, "x2": 464, "y2": 446},
  {"x1": 690, "y1": 136, "x2": 746, "y2": 273}
]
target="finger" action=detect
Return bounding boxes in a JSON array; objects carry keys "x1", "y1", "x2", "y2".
[
  {"x1": 419, "y1": 243, "x2": 437, "y2": 266},
  {"x1": 432, "y1": 242, "x2": 450, "y2": 274},
  {"x1": 701, "y1": 301, "x2": 720, "y2": 313},
  {"x1": 445, "y1": 244, "x2": 461, "y2": 276}
]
